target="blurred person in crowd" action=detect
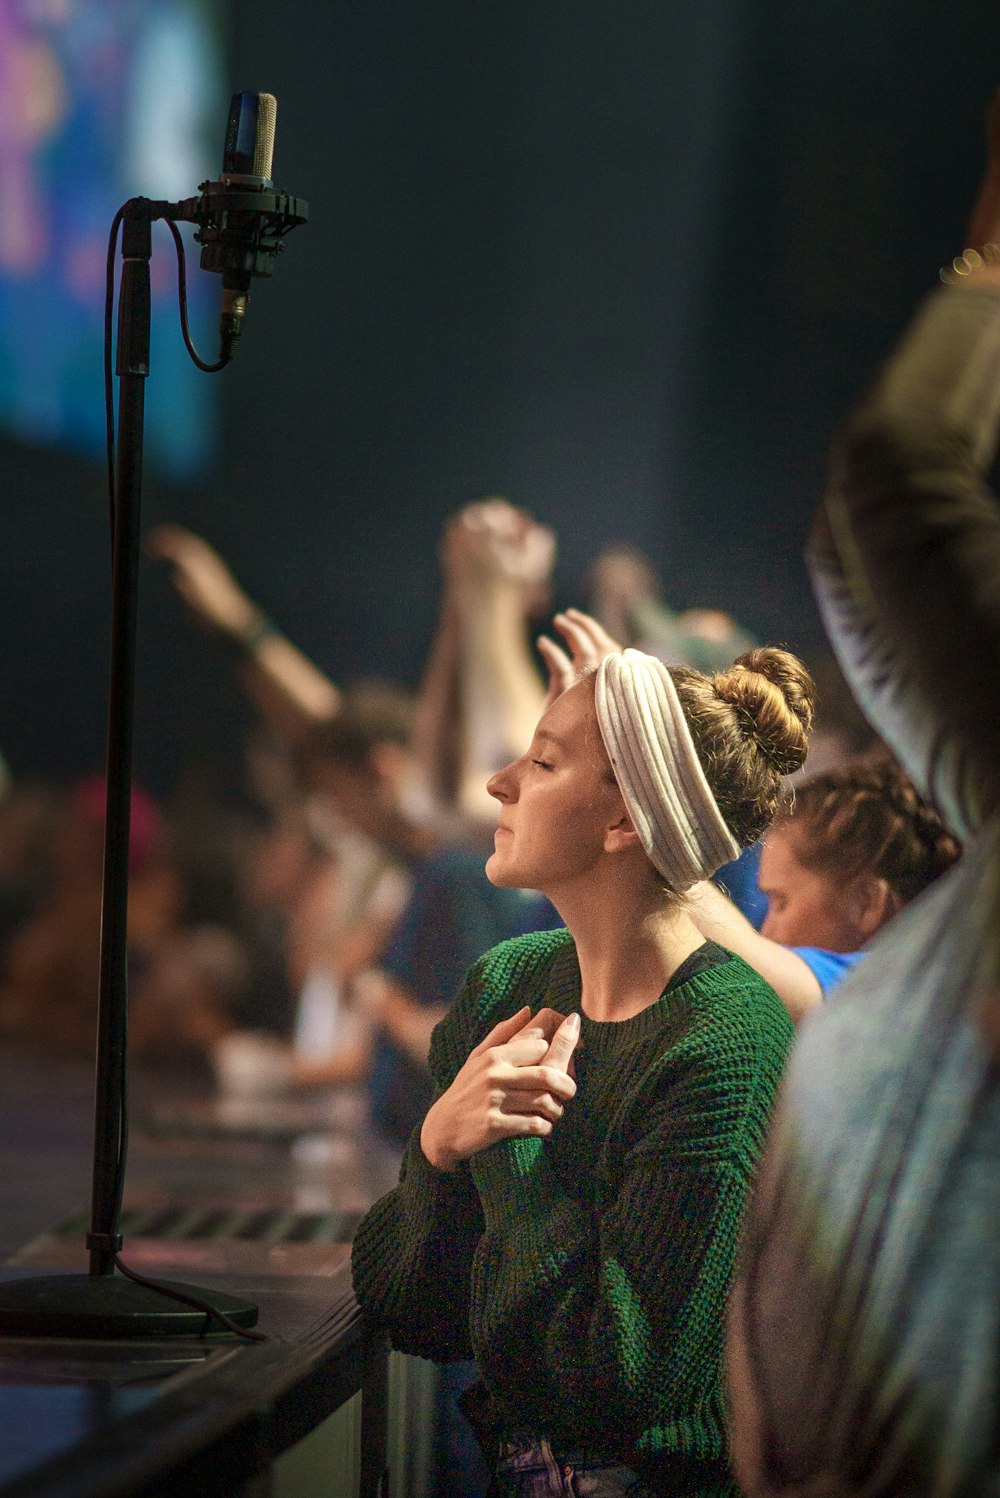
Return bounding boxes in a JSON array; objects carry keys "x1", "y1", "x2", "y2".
[
  {"x1": 726, "y1": 92, "x2": 1000, "y2": 1492},
  {"x1": 758, "y1": 759, "x2": 960, "y2": 950},
  {"x1": 686, "y1": 759, "x2": 961, "y2": 1022},
  {"x1": 0, "y1": 777, "x2": 189, "y2": 1056},
  {"x1": 129, "y1": 798, "x2": 342, "y2": 1071},
  {"x1": 129, "y1": 924, "x2": 251, "y2": 1070},
  {"x1": 353, "y1": 639, "x2": 814, "y2": 1496},
  {"x1": 0, "y1": 780, "x2": 63, "y2": 968},
  {"x1": 584, "y1": 542, "x2": 758, "y2": 675},
  {"x1": 149, "y1": 528, "x2": 417, "y2": 1097}
]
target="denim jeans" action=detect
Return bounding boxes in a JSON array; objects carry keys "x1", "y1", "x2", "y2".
[{"x1": 488, "y1": 1432, "x2": 654, "y2": 1497}]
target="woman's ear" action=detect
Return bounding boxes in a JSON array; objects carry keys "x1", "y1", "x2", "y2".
[
  {"x1": 849, "y1": 873, "x2": 902, "y2": 941},
  {"x1": 604, "y1": 811, "x2": 642, "y2": 856}
]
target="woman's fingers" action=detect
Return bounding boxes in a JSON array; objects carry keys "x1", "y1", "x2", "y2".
[
  {"x1": 562, "y1": 606, "x2": 623, "y2": 651},
  {"x1": 552, "y1": 608, "x2": 622, "y2": 667},
  {"x1": 470, "y1": 1006, "x2": 533, "y2": 1057},
  {"x1": 454, "y1": 1009, "x2": 580, "y2": 1159},
  {"x1": 544, "y1": 1011, "x2": 581, "y2": 1074},
  {"x1": 498, "y1": 1089, "x2": 565, "y2": 1122},
  {"x1": 502, "y1": 1032, "x2": 551, "y2": 1066},
  {"x1": 536, "y1": 634, "x2": 575, "y2": 707},
  {"x1": 502, "y1": 1060, "x2": 577, "y2": 1102},
  {"x1": 487, "y1": 1111, "x2": 555, "y2": 1141},
  {"x1": 528, "y1": 1007, "x2": 569, "y2": 1042}
]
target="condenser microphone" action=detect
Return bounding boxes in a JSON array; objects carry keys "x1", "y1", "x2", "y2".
[
  {"x1": 223, "y1": 89, "x2": 277, "y2": 182},
  {"x1": 214, "y1": 91, "x2": 277, "y2": 351},
  {"x1": 170, "y1": 90, "x2": 307, "y2": 362}
]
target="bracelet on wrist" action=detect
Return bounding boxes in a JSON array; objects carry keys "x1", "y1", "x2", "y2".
[
  {"x1": 235, "y1": 614, "x2": 280, "y2": 653},
  {"x1": 939, "y1": 242, "x2": 1000, "y2": 285}
]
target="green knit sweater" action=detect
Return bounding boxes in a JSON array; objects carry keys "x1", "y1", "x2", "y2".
[{"x1": 351, "y1": 928, "x2": 794, "y2": 1492}]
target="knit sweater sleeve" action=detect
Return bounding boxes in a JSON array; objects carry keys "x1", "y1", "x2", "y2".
[
  {"x1": 350, "y1": 954, "x2": 489, "y2": 1361},
  {"x1": 469, "y1": 973, "x2": 793, "y2": 1443}
]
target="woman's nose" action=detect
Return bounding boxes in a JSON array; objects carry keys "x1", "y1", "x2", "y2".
[{"x1": 487, "y1": 762, "x2": 516, "y2": 802}]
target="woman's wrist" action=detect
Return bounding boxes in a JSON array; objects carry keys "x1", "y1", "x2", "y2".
[
  {"x1": 232, "y1": 610, "x2": 281, "y2": 654},
  {"x1": 420, "y1": 1105, "x2": 459, "y2": 1172}
]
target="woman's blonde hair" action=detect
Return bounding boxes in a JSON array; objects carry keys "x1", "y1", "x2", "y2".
[{"x1": 671, "y1": 647, "x2": 815, "y2": 848}]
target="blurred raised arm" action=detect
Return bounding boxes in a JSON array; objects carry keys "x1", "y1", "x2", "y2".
[
  {"x1": 445, "y1": 499, "x2": 622, "y2": 826},
  {"x1": 148, "y1": 525, "x2": 341, "y2": 745}
]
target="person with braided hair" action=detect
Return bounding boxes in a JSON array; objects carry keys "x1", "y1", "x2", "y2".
[
  {"x1": 686, "y1": 760, "x2": 961, "y2": 1023},
  {"x1": 759, "y1": 759, "x2": 961, "y2": 953},
  {"x1": 353, "y1": 638, "x2": 814, "y2": 1495}
]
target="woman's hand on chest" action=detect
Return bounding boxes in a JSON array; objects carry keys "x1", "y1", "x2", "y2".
[{"x1": 420, "y1": 1005, "x2": 580, "y2": 1171}]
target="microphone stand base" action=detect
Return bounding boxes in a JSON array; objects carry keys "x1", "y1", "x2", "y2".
[{"x1": 0, "y1": 1272, "x2": 258, "y2": 1337}]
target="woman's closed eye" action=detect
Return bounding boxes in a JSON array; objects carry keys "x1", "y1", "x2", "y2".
[{"x1": 531, "y1": 758, "x2": 554, "y2": 771}]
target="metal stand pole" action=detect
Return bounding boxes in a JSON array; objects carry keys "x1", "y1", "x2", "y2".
[{"x1": 0, "y1": 199, "x2": 257, "y2": 1336}]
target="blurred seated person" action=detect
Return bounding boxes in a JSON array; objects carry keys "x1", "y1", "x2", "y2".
[
  {"x1": 0, "y1": 777, "x2": 188, "y2": 1057},
  {"x1": 292, "y1": 683, "x2": 536, "y2": 1146},
  {"x1": 237, "y1": 800, "x2": 362, "y2": 1045},
  {"x1": 129, "y1": 924, "x2": 251, "y2": 1070},
  {"x1": 687, "y1": 758, "x2": 961, "y2": 1023}
]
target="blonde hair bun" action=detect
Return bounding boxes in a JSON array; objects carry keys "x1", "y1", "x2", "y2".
[
  {"x1": 711, "y1": 647, "x2": 815, "y2": 777},
  {"x1": 669, "y1": 646, "x2": 816, "y2": 848}
]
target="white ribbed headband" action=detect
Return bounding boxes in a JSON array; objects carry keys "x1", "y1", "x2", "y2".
[{"x1": 594, "y1": 649, "x2": 740, "y2": 890}]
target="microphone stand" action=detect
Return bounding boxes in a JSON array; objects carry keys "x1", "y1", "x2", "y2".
[{"x1": 0, "y1": 193, "x2": 286, "y2": 1335}]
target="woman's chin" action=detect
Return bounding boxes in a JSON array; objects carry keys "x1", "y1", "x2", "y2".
[{"x1": 485, "y1": 850, "x2": 517, "y2": 888}]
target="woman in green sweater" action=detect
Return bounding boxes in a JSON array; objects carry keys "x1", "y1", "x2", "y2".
[{"x1": 352, "y1": 643, "x2": 812, "y2": 1495}]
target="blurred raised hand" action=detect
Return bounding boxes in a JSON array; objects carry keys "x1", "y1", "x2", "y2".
[{"x1": 442, "y1": 497, "x2": 555, "y2": 613}]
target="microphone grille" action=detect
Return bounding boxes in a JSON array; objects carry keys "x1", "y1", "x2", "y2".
[{"x1": 253, "y1": 93, "x2": 277, "y2": 180}]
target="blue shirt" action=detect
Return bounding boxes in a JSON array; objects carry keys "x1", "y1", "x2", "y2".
[{"x1": 790, "y1": 946, "x2": 866, "y2": 996}]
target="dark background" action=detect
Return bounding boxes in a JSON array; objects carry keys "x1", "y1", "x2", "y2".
[{"x1": 1, "y1": 1, "x2": 997, "y2": 800}]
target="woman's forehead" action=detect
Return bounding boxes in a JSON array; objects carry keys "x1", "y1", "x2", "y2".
[
  {"x1": 537, "y1": 678, "x2": 596, "y2": 737},
  {"x1": 760, "y1": 826, "x2": 807, "y2": 878}
]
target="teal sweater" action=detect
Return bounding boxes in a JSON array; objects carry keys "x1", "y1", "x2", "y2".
[{"x1": 351, "y1": 929, "x2": 794, "y2": 1491}]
